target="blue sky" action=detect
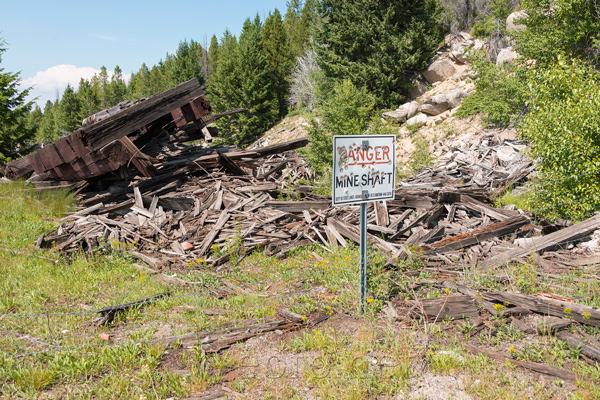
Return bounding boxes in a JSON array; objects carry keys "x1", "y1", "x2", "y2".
[{"x1": 1, "y1": 0, "x2": 289, "y2": 107}]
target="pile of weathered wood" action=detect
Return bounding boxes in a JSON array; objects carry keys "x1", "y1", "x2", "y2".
[
  {"x1": 3, "y1": 77, "x2": 600, "y2": 274},
  {"x1": 404, "y1": 133, "x2": 534, "y2": 195}
]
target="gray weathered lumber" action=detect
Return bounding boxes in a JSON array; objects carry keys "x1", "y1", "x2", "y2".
[
  {"x1": 408, "y1": 295, "x2": 479, "y2": 321},
  {"x1": 483, "y1": 291, "x2": 600, "y2": 327},
  {"x1": 481, "y1": 213, "x2": 600, "y2": 270}
]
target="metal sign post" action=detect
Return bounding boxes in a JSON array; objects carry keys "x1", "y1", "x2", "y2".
[
  {"x1": 359, "y1": 201, "x2": 367, "y2": 313},
  {"x1": 332, "y1": 135, "x2": 396, "y2": 313}
]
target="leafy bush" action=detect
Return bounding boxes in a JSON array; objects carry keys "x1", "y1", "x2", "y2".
[
  {"x1": 410, "y1": 135, "x2": 434, "y2": 173},
  {"x1": 303, "y1": 80, "x2": 393, "y2": 177},
  {"x1": 455, "y1": 50, "x2": 529, "y2": 127},
  {"x1": 515, "y1": 0, "x2": 600, "y2": 67},
  {"x1": 521, "y1": 58, "x2": 600, "y2": 221}
]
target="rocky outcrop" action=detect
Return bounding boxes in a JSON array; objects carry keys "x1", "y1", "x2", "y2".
[
  {"x1": 506, "y1": 11, "x2": 527, "y2": 33},
  {"x1": 382, "y1": 101, "x2": 419, "y2": 123},
  {"x1": 421, "y1": 103, "x2": 449, "y2": 116},
  {"x1": 422, "y1": 59, "x2": 457, "y2": 84},
  {"x1": 496, "y1": 47, "x2": 519, "y2": 66}
]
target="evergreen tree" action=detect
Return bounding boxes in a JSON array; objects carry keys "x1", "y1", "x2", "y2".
[
  {"x1": 262, "y1": 8, "x2": 294, "y2": 117},
  {"x1": 77, "y1": 78, "x2": 100, "y2": 121},
  {"x1": 28, "y1": 105, "x2": 43, "y2": 136},
  {"x1": 38, "y1": 100, "x2": 57, "y2": 145},
  {"x1": 284, "y1": 0, "x2": 318, "y2": 59},
  {"x1": 0, "y1": 39, "x2": 36, "y2": 163},
  {"x1": 107, "y1": 65, "x2": 126, "y2": 105},
  {"x1": 314, "y1": 0, "x2": 443, "y2": 107},
  {"x1": 97, "y1": 66, "x2": 110, "y2": 109},
  {"x1": 209, "y1": 18, "x2": 277, "y2": 146},
  {"x1": 55, "y1": 84, "x2": 81, "y2": 136},
  {"x1": 165, "y1": 39, "x2": 206, "y2": 86},
  {"x1": 208, "y1": 34, "x2": 219, "y2": 81},
  {"x1": 209, "y1": 30, "x2": 241, "y2": 137}
]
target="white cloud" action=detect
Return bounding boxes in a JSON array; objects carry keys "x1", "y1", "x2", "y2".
[{"x1": 20, "y1": 64, "x2": 132, "y2": 107}]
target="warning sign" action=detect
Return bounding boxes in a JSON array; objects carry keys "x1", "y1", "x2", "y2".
[{"x1": 332, "y1": 135, "x2": 396, "y2": 206}]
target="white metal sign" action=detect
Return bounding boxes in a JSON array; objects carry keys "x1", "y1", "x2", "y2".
[{"x1": 332, "y1": 135, "x2": 396, "y2": 206}]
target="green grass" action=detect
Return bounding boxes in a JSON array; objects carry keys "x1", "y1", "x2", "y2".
[{"x1": 2, "y1": 181, "x2": 600, "y2": 399}]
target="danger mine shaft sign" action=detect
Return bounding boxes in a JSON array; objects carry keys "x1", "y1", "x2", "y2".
[{"x1": 332, "y1": 135, "x2": 396, "y2": 206}]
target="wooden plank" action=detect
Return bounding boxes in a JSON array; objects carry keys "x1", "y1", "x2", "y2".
[
  {"x1": 420, "y1": 215, "x2": 531, "y2": 255},
  {"x1": 265, "y1": 200, "x2": 330, "y2": 213},
  {"x1": 217, "y1": 151, "x2": 247, "y2": 176},
  {"x1": 464, "y1": 345, "x2": 592, "y2": 382},
  {"x1": 408, "y1": 295, "x2": 479, "y2": 321},
  {"x1": 55, "y1": 137, "x2": 77, "y2": 163},
  {"x1": 483, "y1": 291, "x2": 600, "y2": 327},
  {"x1": 374, "y1": 201, "x2": 390, "y2": 227},
  {"x1": 82, "y1": 79, "x2": 204, "y2": 149},
  {"x1": 198, "y1": 210, "x2": 230, "y2": 256},
  {"x1": 328, "y1": 218, "x2": 395, "y2": 252},
  {"x1": 119, "y1": 136, "x2": 158, "y2": 178},
  {"x1": 481, "y1": 213, "x2": 600, "y2": 270},
  {"x1": 461, "y1": 195, "x2": 516, "y2": 221},
  {"x1": 556, "y1": 331, "x2": 600, "y2": 363}
]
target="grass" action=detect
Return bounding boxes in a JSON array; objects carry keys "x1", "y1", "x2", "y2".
[{"x1": 2, "y1": 181, "x2": 600, "y2": 399}]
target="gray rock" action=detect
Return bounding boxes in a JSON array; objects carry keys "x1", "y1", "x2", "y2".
[
  {"x1": 506, "y1": 11, "x2": 527, "y2": 33},
  {"x1": 405, "y1": 113, "x2": 428, "y2": 129},
  {"x1": 409, "y1": 77, "x2": 429, "y2": 99},
  {"x1": 382, "y1": 101, "x2": 420, "y2": 122},
  {"x1": 497, "y1": 145, "x2": 521, "y2": 162},
  {"x1": 473, "y1": 39, "x2": 486, "y2": 51},
  {"x1": 421, "y1": 103, "x2": 449, "y2": 116},
  {"x1": 496, "y1": 48, "x2": 519, "y2": 66},
  {"x1": 422, "y1": 59, "x2": 457, "y2": 83},
  {"x1": 405, "y1": 101, "x2": 420, "y2": 119},
  {"x1": 425, "y1": 93, "x2": 448, "y2": 106},
  {"x1": 451, "y1": 50, "x2": 470, "y2": 63},
  {"x1": 445, "y1": 88, "x2": 468, "y2": 108}
]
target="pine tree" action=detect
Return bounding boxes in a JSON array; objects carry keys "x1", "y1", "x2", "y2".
[
  {"x1": 262, "y1": 8, "x2": 294, "y2": 117},
  {"x1": 208, "y1": 34, "x2": 219, "y2": 81},
  {"x1": 107, "y1": 65, "x2": 126, "y2": 106},
  {"x1": 0, "y1": 39, "x2": 36, "y2": 163},
  {"x1": 314, "y1": 0, "x2": 443, "y2": 107},
  {"x1": 97, "y1": 66, "x2": 110, "y2": 109},
  {"x1": 78, "y1": 78, "x2": 100, "y2": 122},
  {"x1": 284, "y1": 0, "x2": 319, "y2": 59},
  {"x1": 208, "y1": 30, "x2": 241, "y2": 138},
  {"x1": 38, "y1": 100, "x2": 57, "y2": 144},
  {"x1": 165, "y1": 40, "x2": 206, "y2": 87},
  {"x1": 209, "y1": 18, "x2": 277, "y2": 146},
  {"x1": 55, "y1": 84, "x2": 81, "y2": 137}
]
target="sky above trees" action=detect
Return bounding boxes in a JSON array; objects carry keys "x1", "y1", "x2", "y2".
[{"x1": 1, "y1": 0, "x2": 288, "y2": 105}]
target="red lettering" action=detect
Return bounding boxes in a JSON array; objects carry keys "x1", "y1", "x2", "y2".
[
  {"x1": 366, "y1": 146, "x2": 373, "y2": 161},
  {"x1": 348, "y1": 148, "x2": 355, "y2": 162},
  {"x1": 382, "y1": 146, "x2": 390, "y2": 161},
  {"x1": 375, "y1": 146, "x2": 382, "y2": 161}
]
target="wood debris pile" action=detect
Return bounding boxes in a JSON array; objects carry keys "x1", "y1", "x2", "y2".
[{"x1": 403, "y1": 134, "x2": 534, "y2": 194}]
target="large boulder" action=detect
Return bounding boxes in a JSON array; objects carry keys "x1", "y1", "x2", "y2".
[
  {"x1": 382, "y1": 101, "x2": 420, "y2": 122},
  {"x1": 422, "y1": 59, "x2": 457, "y2": 84},
  {"x1": 421, "y1": 103, "x2": 448, "y2": 116},
  {"x1": 408, "y1": 77, "x2": 429, "y2": 99},
  {"x1": 444, "y1": 88, "x2": 468, "y2": 108},
  {"x1": 506, "y1": 11, "x2": 527, "y2": 33},
  {"x1": 496, "y1": 48, "x2": 519, "y2": 66}
]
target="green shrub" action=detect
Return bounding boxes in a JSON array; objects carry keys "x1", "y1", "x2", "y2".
[
  {"x1": 303, "y1": 80, "x2": 386, "y2": 176},
  {"x1": 455, "y1": 50, "x2": 529, "y2": 127},
  {"x1": 521, "y1": 58, "x2": 600, "y2": 221},
  {"x1": 410, "y1": 134, "x2": 434, "y2": 173}
]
